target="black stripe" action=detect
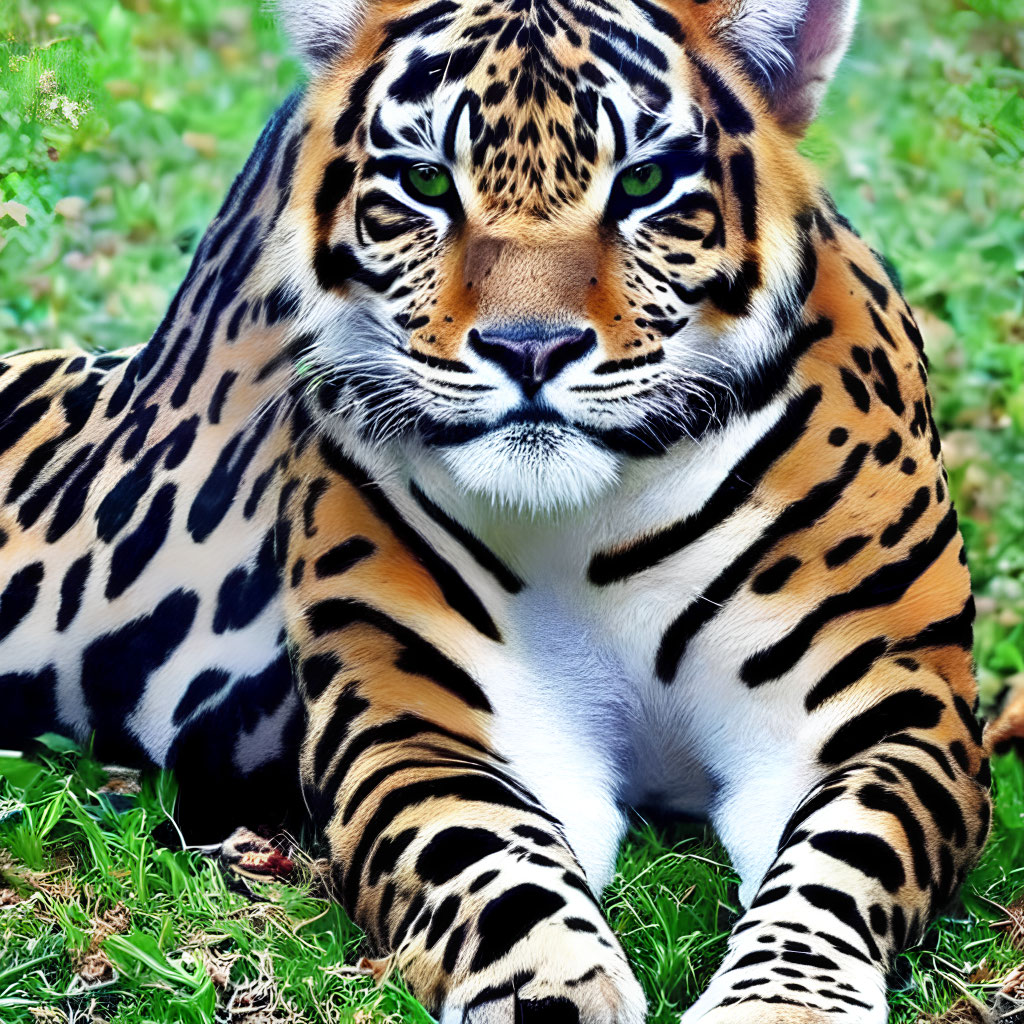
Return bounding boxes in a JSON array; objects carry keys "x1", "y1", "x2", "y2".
[
  {"x1": 344, "y1": 775, "x2": 555, "y2": 908},
  {"x1": 318, "y1": 438, "x2": 501, "y2": 640},
  {"x1": 657, "y1": 437, "x2": 867, "y2": 684},
  {"x1": 307, "y1": 597, "x2": 492, "y2": 712},
  {"x1": 798, "y1": 885, "x2": 880, "y2": 962},
  {"x1": 740, "y1": 506, "x2": 959, "y2": 687},
  {"x1": 590, "y1": 386, "x2": 822, "y2": 586},
  {"x1": 410, "y1": 482, "x2": 523, "y2": 593},
  {"x1": 314, "y1": 537, "x2": 376, "y2": 578},
  {"x1": 818, "y1": 690, "x2": 945, "y2": 765},
  {"x1": 809, "y1": 831, "x2": 905, "y2": 892},
  {"x1": 318, "y1": 713, "x2": 491, "y2": 813},
  {"x1": 857, "y1": 783, "x2": 932, "y2": 889},
  {"x1": 880, "y1": 755, "x2": 966, "y2": 846},
  {"x1": 804, "y1": 638, "x2": 889, "y2": 711}
]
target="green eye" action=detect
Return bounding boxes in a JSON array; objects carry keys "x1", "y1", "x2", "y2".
[
  {"x1": 620, "y1": 162, "x2": 663, "y2": 198},
  {"x1": 407, "y1": 163, "x2": 452, "y2": 199}
]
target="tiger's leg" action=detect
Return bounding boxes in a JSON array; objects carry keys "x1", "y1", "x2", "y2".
[
  {"x1": 683, "y1": 660, "x2": 990, "y2": 1023},
  {"x1": 282, "y1": 449, "x2": 645, "y2": 1023}
]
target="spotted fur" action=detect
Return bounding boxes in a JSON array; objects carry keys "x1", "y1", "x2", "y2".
[{"x1": 0, "y1": 0, "x2": 990, "y2": 1020}]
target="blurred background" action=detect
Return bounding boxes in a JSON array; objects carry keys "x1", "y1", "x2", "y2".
[
  {"x1": 0, "y1": 2, "x2": 1022, "y2": 1021},
  {"x1": 0, "y1": 1, "x2": 1021, "y2": 711}
]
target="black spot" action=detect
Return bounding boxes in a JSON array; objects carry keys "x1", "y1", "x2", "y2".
[
  {"x1": 869, "y1": 904, "x2": 888, "y2": 936},
  {"x1": 517, "y1": 997, "x2": 581, "y2": 1023},
  {"x1": 188, "y1": 412, "x2": 276, "y2": 543},
  {"x1": 212, "y1": 527, "x2": 281, "y2": 633},
  {"x1": 824, "y1": 534, "x2": 870, "y2": 568},
  {"x1": 81, "y1": 589, "x2": 199, "y2": 759},
  {"x1": 0, "y1": 562, "x2": 45, "y2": 643},
  {"x1": 728, "y1": 951, "x2": 776, "y2": 971},
  {"x1": 511, "y1": 824, "x2": 557, "y2": 846},
  {"x1": 425, "y1": 894, "x2": 461, "y2": 949},
  {"x1": 880, "y1": 486, "x2": 930, "y2": 548},
  {"x1": 207, "y1": 370, "x2": 238, "y2": 425},
  {"x1": 469, "y1": 869, "x2": 500, "y2": 893},
  {"x1": 840, "y1": 368, "x2": 871, "y2": 413},
  {"x1": 57, "y1": 554, "x2": 92, "y2": 632},
  {"x1": 828, "y1": 427, "x2": 848, "y2": 447},
  {"x1": 301, "y1": 653, "x2": 342, "y2": 700},
  {"x1": 0, "y1": 665, "x2": 58, "y2": 749},
  {"x1": 443, "y1": 921, "x2": 467, "y2": 973},
  {"x1": 416, "y1": 827, "x2": 508, "y2": 885},
  {"x1": 564, "y1": 917, "x2": 598, "y2": 933},
  {"x1": 851, "y1": 346, "x2": 872, "y2": 373},
  {"x1": 750, "y1": 886, "x2": 790, "y2": 909},
  {"x1": 751, "y1": 556, "x2": 800, "y2": 595},
  {"x1": 105, "y1": 483, "x2": 177, "y2": 600},
  {"x1": 471, "y1": 884, "x2": 567, "y2": 970},
  {"x1": 873, "y1": 430, "x2": 901, "y2": 466},
  {"x1": 315, "y1": 537, "x2": 376, "y2": 578}
]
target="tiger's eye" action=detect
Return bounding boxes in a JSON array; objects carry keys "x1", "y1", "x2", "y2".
[
  {"x1": 620, "y1": 162, "x2": 663, "y2": 197},
  {"x1": 408, "y1": 164, "x2": 452, "y2": 198}
]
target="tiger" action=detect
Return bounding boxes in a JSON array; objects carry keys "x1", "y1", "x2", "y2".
[{"x1": 0, "y1": 0, "x2": 992, "y2": 1020}]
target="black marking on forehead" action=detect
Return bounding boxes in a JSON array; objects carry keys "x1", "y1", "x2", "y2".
[
  {"x1": 389, "y1": 48, "x2": 449, "y2": 103},
  {"x1": 381, "y1": 0, "x2": 460, "y2": 44},
  {"x1": 628, "y1": 0, "x2": 685, "y2": 44},
  {"x1": 601, "y1": 97, "x2": 627, "y2": 162},
  {"x1": 335, "y1": 62, "x2": 386, "y2": 147},
  {"x1": 691, "y1": 55, "x2": 754, "y2": 136},
  {"x1": 587, "y1": 34, "x2": 670, "y2": 110}
]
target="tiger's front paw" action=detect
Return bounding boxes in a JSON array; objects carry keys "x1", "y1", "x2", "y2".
[
  {"x1": 435, "y1": 916, "x2": 645, "y2": 1024},
  {"x1": 683, "y1": 1007, "x2": 878, "y2": 1024},
  {"x1": 681, "y1": 990, "x2": 886, "y2": 1024}
]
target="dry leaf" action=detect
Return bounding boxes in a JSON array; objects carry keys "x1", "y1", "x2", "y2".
[
  {"x1": 54, "y1": 196, "x2": 87, "y2": 219},
  {"x1": 1, "y1": 201, "x2": 29, "y2": 227}
]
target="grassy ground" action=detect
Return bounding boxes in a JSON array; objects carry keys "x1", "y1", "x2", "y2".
[{"x1": 1, "y1": 0, "x2": 1022, "y2": 1022}]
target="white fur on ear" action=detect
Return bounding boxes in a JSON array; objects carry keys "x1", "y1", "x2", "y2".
[
  {"x1": 717, "y1": 0, "x2": 858, "y2": 126},
  {"x1": 273, "y1": 0, "x2": 367, "y2": 70}
]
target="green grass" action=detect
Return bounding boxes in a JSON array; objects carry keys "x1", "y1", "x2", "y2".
[
  {"x1": 1, "y1": 743, "x2": 1022, "y2": 1022},
  {"x1": 1, "y1": 0, "x2": 1022, "y2": 1021}
]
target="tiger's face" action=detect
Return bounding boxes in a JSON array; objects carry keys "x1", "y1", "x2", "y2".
[{"x1": 285, "y1": 0, "x2": 837, "y2": 509}]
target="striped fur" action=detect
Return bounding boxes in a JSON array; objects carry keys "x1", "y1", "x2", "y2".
[{"x1": 0, "y1": 0, "x2": 989, "y2": 1020}]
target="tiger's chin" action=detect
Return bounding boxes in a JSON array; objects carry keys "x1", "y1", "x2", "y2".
[{"x1": 436, "y1": 421, "x2": 622, "y2": 514}]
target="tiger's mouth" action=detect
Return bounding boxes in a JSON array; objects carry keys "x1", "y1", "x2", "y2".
[{"x1": 419, "y1": 405, "x2": 571, "y2": 448}]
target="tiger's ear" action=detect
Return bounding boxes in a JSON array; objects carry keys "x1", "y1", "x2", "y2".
[
  {"x1": 274, "y1": 0, "x2": 366, "y2": 71},
  {"x1": 711, "y1": 0, "x2": 858, "y2": 128}
]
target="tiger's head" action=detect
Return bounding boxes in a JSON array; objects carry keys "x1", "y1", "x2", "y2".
[{"x1": 276, "y1": 0, "x2": 857, "y2": 510}]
